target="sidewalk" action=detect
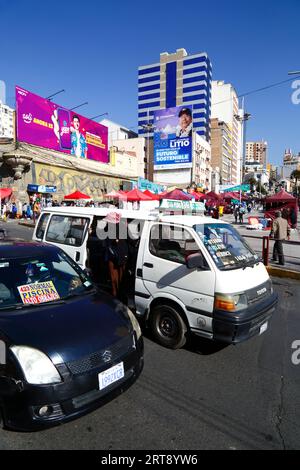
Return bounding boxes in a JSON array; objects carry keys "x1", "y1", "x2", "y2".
[{"x1": 222, "y1": 210, "x2": 300, "y2": 278}]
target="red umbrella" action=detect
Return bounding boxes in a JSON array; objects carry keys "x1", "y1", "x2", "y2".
[
  {"x1": 143, "y1": 190, "x2": 160, "y2": 200},
  {"x1": 189, "y1": 191, "x2": 205, "y2": 201},
  {"x1": 160, "y1": 189, "x2": 192, "y2": 200},
  {"x1": 105, "y1": 190, "x2": 123, "y2": 198},
  {"x1": 0, "y1": 188, "x2": 12, "y2": 200},
  {"x1": 124, "y1": 188, "x2": 153, "y2": 201},
  {"x1": 266, "y1": 189, "x2": 295, "y2": 202},
  {"x1": 64, "y1": 190, "x2": 91, "y2": 200},
  {"x1": 205, "y1": 191, "x2": 221, "y2": 200}
]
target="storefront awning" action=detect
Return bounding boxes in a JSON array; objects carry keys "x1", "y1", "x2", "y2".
[{"x1": 27, "y1": 184, "x2": 57, "y2": 193}]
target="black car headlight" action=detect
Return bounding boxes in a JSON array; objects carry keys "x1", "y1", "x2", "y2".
[{"x1": 11, "y1": 346, "x2": 62, "y2": 385}]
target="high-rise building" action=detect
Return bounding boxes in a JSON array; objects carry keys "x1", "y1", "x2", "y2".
[
  {"x1": 245, "y1": 141, "x2": 268, "y2": 168},
  {"x1": 282, "y1": 148, "x2": 300, "y2": 179},
  {"x1": 210, "y1": 118, "x2": 232, "y2": 185},
  {"x1": 138, "y1": 48, "x2": 212, "y2": 141},
  {"x1": 0, "y1": 101, "x2": 14, "y2": 140},
  {"x1": 211, "y1": 81, "x2": 242, "y2": 185}
]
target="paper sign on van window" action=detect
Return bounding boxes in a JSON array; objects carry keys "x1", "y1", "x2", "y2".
[{"x1": 17, "y1": 281, "x2": 60, "y2": 305}]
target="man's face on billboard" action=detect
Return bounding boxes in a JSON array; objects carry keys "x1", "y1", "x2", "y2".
[
  {"x1": 179, "y1": 112, "x2": 192, "y2": 130},
  {"x1": 72, "y1": 117, "x2": 80, "y2": 130}
]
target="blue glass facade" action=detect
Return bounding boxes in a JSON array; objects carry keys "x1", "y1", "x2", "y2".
[{"x1": 138, "y1": 52, "x2": 212, "y2": 142}]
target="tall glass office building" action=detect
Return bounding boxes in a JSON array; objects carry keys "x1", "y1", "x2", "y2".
[{"x1": 138, "y1": 48, "x2": 212, "y2": 142}]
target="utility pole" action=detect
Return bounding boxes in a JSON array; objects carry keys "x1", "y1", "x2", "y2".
[
  {"x1": 142, "y1": 111, "x2": 154, "y2": 180},
  {"x1": 234, "y1": 100, "x2": 251, "y2": 203}
]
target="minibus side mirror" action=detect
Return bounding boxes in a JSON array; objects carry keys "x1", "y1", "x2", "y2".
[{"x1": 186, "y1": 252, "x2": 208, "y2": 270}]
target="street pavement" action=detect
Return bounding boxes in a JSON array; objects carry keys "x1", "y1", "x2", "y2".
[
  {"x1": 0, "y1": 221, "x2": 299, "y2": 449},
  {"x1": 0, "y1": 277, "x2": 299, "y2": 450},
  {"x1": 221, "y1": 211, "x2": 300, "y2": 273}
]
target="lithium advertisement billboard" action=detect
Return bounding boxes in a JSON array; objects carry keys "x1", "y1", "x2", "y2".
[
  {"x1": 153, "y1": 106, "x2": 193, "y2": 170},
  {"x1": 16, "y1": 86, "x2": 108, "y2": 163}
]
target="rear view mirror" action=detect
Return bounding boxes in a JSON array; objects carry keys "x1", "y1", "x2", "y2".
[{"x1": 186, "y1": 253, "x2": 208, "y2": 270}]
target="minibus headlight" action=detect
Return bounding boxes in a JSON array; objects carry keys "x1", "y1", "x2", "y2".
[
  {"x1": 11, "y1": 346, "x2": 62, "y2": 385},
  {"x1": 215, "y1": 293, "x2": 248, "y2": 312},
  {"x1": 127, "y1": 308, "x2": 142, "y2": 340}
]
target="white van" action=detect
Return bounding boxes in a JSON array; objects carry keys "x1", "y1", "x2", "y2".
[{"x1": 33, "y1": 206, "x2": 278, "y2": 349}]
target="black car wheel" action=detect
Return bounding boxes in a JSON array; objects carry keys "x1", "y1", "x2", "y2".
[{"x1": 150, "y1": 304, "x2": 187, "y2": 349}]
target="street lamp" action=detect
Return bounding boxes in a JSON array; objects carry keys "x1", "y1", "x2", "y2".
[
  {"x1": 70, "y1": 102, "x2": 88, "y2": 111},
  {"x1": 288, "y1": 71, "x2": 300, "y2": 75},
  {"x1": 89, "y1": 112, "x2": 108, "y2": 120},
  {"x1": 234, "y1": 110, "x2": 251, "y2": 203},
  {"x1": 46, "y1": 89, "x2": 65, "y2": 101},
  {"x1": 142, "y1": 122, "x2": 154, "y2": 180}
]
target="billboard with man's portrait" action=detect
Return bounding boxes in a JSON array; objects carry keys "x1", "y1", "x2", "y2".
[
  {"x1": 16, "y1": 86, "x2": 108, "y2": 163},
  {"x1": 153, "y1": 106, "x2": 193, "y2": 170}
]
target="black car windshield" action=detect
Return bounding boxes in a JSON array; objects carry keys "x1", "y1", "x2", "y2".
[
  {"x1": 193, "y1": 223, "x2": 259, "y2": 271},
  {"x1": 0, "y1": 250, "x2": 93, "y2": 310}
]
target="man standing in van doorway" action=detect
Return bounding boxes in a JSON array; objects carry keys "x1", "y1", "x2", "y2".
[{"x1": 270, "y1": 210, "x2": 291, "y2": 266}]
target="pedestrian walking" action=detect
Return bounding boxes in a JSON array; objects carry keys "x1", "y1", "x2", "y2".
[
  {"x1": 33, "y1": 201, "x2": 40, "y2": 223},
  {"x1": 233, "y1": 205, "x2": 239, "y2": 223},
  {"x1": 11, "y1": 203, "x2": 17, "y2": 219},
  {"x1": 238, "y1": 205, "x2": 245, "y2": 224},
  {"x1": 270, "y1": 210, "x2": 291, "y2": 266}
]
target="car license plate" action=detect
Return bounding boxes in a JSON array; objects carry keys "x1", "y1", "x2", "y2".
[
  {"x1": 98, "y1": 362, "x2": 124, "y2": 391},
  {"x1": 259, "y1": 322, "x2": 268, "y2": 335}
]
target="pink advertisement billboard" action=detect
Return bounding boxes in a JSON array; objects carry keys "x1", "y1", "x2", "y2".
[{"x1": 16, "y1": 86, "x2": 108, "y2": 163}]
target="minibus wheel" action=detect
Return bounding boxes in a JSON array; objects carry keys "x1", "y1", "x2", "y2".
[{"x1": 150, "y1": 304, "x2": 187, "y2": 349}]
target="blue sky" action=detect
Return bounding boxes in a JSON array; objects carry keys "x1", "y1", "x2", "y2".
[{"x1": 1, "y1": 0, "x2": 299, "y2": 165}]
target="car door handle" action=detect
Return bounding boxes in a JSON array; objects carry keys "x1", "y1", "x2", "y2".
[
  {"x1": 75, "y1": 251, "x2": 80, "y2": 262},
  {"x1": 143, "y1": 263, "x2": 154, "y2": 268}
]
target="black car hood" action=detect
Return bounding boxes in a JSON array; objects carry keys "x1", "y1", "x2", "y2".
[{"x1": 0, "y1": 292, "x2": 132, "y2": 364}]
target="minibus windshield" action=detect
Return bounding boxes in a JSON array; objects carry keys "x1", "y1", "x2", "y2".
[{"x1": 193, "y1": 223, "x2": 259, "y2": 271}]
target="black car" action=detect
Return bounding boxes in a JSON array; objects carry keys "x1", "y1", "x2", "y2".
[{"x1": 0, "y1": 242, "x2": 143, "y2": 431}]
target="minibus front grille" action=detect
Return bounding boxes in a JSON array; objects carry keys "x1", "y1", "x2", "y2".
[{"x1": 246, "y1": 281, "x2": 272, "y2": 305}]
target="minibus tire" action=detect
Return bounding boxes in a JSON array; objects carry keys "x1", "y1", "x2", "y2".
[{"x1": 150, "y1": 304, "x2": 187, "y2": 349}]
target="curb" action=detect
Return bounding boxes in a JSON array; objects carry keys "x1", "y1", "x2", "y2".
[
  {"x1": 267, "y1": 265, "x2": 300, "y2": 281},
  {"x1": 18, "y1": 222, "x2": 36, "y2": 229}
]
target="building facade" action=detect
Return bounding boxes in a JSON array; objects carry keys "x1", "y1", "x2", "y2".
[
  {"x1": 192, "y1": 133, "x2": 211, "y2": 191},
  {"x1": 138, "y1": 48, "x2": 212, "y2": 141},
  {"x1": 110, "y1": 137, "x2": 146, "y2": 179},
  {"x1": 153, "y1": 133, "x2": 211, "y2": 190},
  {"x1": 210, "y1": 118, "x2": 232, "y2": 185},
  {"x1": 100, "y1": 119, "x2": 138, "y2": 149},
  {"x1": 282, "y1": 148, "x2": 300, "y2": 179},
  {"x1": 211, "y1": 81, "x2": 242, "y2": 186},
  {"x1": 245, "y1": 141, "x2": 268, "y2": 169},
  {"x1": 0, "y1": 101, "x2": 14, "y2": 140}
]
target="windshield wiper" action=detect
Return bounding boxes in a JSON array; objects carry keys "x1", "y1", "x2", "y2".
[
  {"x1": 62, "y1": 288, "x2": 96, "y2": 301},
  {"x1": 0, "y1": 299, "x2": 67, "y2": 311},
  {"x1": 242, "y1": 260, "x2": 260, "y2": 270}
]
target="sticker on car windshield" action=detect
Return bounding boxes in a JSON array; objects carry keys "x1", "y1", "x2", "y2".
[
  {"x1": 0, "y1": 262, "x2": 9, "y2": 268},
  {"x1": 17, "y1": 281, "x2": 60, "y2": 305}
]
